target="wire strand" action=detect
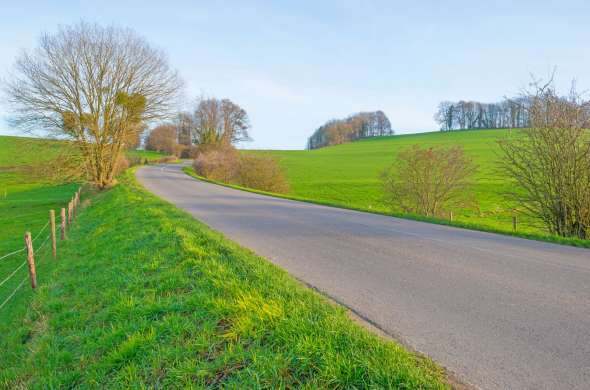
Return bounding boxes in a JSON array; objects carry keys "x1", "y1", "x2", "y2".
[
  {"x1": 0, "y1": 247, "x2": 26, "y2": 262},
  {"x1": 36, "y1": 234, "x2": 51, "y2": 253},
  {"x1": 0, "y1": 276, "x2": 27, "y2": 311},
  {"x1": 32, "y1": 221, "x2": 50, "y2": 243},
  {"x1": 0, "y1": 261, "x2": 27, "y2": 289}
]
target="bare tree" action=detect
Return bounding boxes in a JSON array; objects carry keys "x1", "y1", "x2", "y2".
[
  {"x1": 4, "y1": 22, "x2": 182, "y2": 188},
  {"x1": 146, "y1": 124, "x2": 181, "y2": 156},
  {"x1": 191, "y1": 97, "x2": 250, "y2": 147},
  {"x1": 499, "y1": 80, "x2": 590, "y2": 238},
  {"x1": 382, "y1": 145, "x2": 476, "y2": 217}
]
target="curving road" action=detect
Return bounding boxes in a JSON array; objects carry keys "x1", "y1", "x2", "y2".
[{"x1": 137, "y1": 164, "x2": 590, "y2": 390}]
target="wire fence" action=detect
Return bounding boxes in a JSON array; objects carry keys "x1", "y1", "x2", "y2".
[{"x1": 0, "y1": 187, "x2": 82, "y2": 312}]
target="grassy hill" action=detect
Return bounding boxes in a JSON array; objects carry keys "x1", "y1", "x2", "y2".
[
  {"x1": 0, "y1": 136, "x2": 79, "y2": 358},
  {"x1": 1, "y1": 137, "x2": 452, "y2": 387},
  {"x1": 0, "y1": 136, "x2": 169, "y2": 377},
  {"x1": 254, "y1": 129, "x2": 585, "y2": 244}
]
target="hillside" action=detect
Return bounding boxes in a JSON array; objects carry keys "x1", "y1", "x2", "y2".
[
  {"x1": 0, "y1": 136, "x2": 169, "y2": 373},
  {"x1": 1, "y1": 136, "x2": 451, "y2": 387},
  {"x1": 255, "y1": 129, "x2": 547, "y2": 238},
  {"x1": 1, "y1": 169, "x2": 450, "y2": 388}
]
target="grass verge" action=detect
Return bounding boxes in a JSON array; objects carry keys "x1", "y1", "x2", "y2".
[
  {"x1": 1, "y1": 169, "x2": 450, "y2": 389},
  {"x1": 183, "y1": 166, "x2": 590, "y2": 249}
]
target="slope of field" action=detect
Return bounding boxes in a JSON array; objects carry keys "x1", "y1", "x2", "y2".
[
  {"x1": 0, "y1": 136, "x2": 168, "y2": 375},
  {"x1": 255, "y1": 129, "x2": 551, "y2": 238},
  {"x1": 0, "y1": 136, "x2": 78, "y2": 364},
  {"x1": 1, "y1": 170, "x2": 450, "y2": 389}
]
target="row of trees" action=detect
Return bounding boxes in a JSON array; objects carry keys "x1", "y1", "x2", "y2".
[
  {"x1": 434, "y1": 98, "x2": 530, "y2": 131},
  {"x1": 307, "y1": 111, "x2": 393, "y2": 149}
]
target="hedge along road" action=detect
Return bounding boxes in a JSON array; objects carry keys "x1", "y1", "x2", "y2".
[{"x1": 137, "y1": 163, "x2": 590, "y2": 390}]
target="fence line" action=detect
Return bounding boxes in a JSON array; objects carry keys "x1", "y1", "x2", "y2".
[{"x1": 0, "y1": 187, "x2": 82, "y2": 312}]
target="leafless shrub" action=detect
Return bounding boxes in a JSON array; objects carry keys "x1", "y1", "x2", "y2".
[
  {"x1": 382, "y1": 145, "x2": 476, "y2": 217},
  {"x1": 237, "y1": 154, "x2": 290, "y2": 193},
  {"x1": 193, "y1": 146, "x2": 240, "y2": 183},
  {"x1": 193, "y1": 146, "x2": 289, "y2": 193},
  {"x1": 499, "y1": 80, "x2": 590, "y2": 239}
]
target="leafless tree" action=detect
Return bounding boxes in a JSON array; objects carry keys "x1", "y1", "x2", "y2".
[
  {"x1": 3, "y1": 22, "x2": 183, "y2": 188},
  {"x1": 381, "y1": 145, "x2": 476, "y2": 217},
  {"x1": 191, "y1": 97, "x2": 250, "y2": 147},
  {"x1": 499, "y1": 80, "x2": 590, "y2": 238},
  {"x1": 146, "y1": 124, "x2": 181, "y2": 156}
]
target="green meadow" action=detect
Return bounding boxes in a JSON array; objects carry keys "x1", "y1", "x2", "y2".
[
  {"x1": 0, "y1": 136, "x2": 169, "y2": 372},
  {"x1": 0, "y1": 137, "x2": 78, "y2": 356},
  {"x1": 254, "y1": 129, "x2": 581, "y2": 243}
]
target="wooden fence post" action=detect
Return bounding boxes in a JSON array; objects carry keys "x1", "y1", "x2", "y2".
[
  {"x1": 512, "y1": 214, "x2": 518, "y2": 232},
  {"x1": 24, "y1": 232, "x2": 37, "y2": 289},
  {"x1": 68, "y1": 201, "x2": 72, "y2": 225},
  {"x1": 61, "y1": 207, "x2": 67, "y2": 240},
  {"x1": 50, "y1": 210, "x2": 57, "y2": 259},
  {"x1": 449, "y1": 211, "x2": 454, "y2": 222}
]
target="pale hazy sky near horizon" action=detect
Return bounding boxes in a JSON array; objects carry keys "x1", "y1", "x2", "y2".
[{"x1": 0, "y1": 0, "x2": 588, "y2": 149}]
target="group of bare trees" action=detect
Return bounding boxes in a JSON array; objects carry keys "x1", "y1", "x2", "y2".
[
  {"x1": 307, "y1": 111, "x2": 393, "y2": 149},
  {"x1": 145, "y1": 97, "x2": 251, "y2": 158},
  {"x1": 434, "y1": 99, "x2": 530, "y2": 131}
]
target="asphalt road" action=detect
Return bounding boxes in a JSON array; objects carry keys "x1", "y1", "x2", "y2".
[{"x1": 137, "y1": 164, "x2": 590, "y2": 390}]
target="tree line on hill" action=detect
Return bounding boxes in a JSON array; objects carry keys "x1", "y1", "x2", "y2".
[
  {"x1": 307, "y1": 111, "x2": 393, "y2": 149},
  {"x1": 434, "y1": 98, "x2": 530, "y2": 131}
]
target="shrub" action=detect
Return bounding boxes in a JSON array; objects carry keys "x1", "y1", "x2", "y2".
[
  {"x1": 193, "y1": 146, "x2": 239, "y2": 183},
  {"x1": 237, "y1": 154, "x2": 290, "y2": 193},
  {"x1": 193, "y1": 146, "x2": 289, "y2": 194},
  {"x1": 381, "y1": 145, "x2": 476, "y2": 217},
  {"x1": 499, "y1": 82, "x2": 590, "y2": 239}
]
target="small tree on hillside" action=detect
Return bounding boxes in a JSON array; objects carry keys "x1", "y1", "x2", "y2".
[
  {"x1": 4, "y1": 22, "x2": 182, "y2": 188},
  {"x1": 499, "y1": 80, "x2": 590, "y2": 238},
  {"x1": 382, "y1": 145, "x2": 476, "y2": 216}
]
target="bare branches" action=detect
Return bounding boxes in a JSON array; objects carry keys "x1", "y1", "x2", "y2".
[
  {"x1": 4, "y1": 22, "x2": 183, "y2": 188},
  {"x1": 499, "y1": 81, "x2": 590, "y2": 239},
  {"x1": 381, "y1": 145, "x2": 476, "y2": 217},
  {"x1": 190, "y1": 97, "x2": 251, "y2": 147}
]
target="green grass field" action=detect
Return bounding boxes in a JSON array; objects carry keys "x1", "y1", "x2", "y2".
[
  {"x1": 251, "y1": 129, "x2": 588, "y2": 246},
  {"x1": 0, "y1": 136, "x2": 170, "y2": 376},
  {"x1": 0, "y1": 137, "x2": 78, "y2": 361},
  {"x1": 1, "y1": 170, "x2": 450, "y2": 388}
]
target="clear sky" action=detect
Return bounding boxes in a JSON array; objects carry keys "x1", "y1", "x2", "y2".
[{"x1": 0, "y1": 0, "x2": 588, "y2": 149}]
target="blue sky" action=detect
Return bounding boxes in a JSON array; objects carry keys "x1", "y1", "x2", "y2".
[{"x1": 0, "y1": 0, "x2": 588, "y2": 149}]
